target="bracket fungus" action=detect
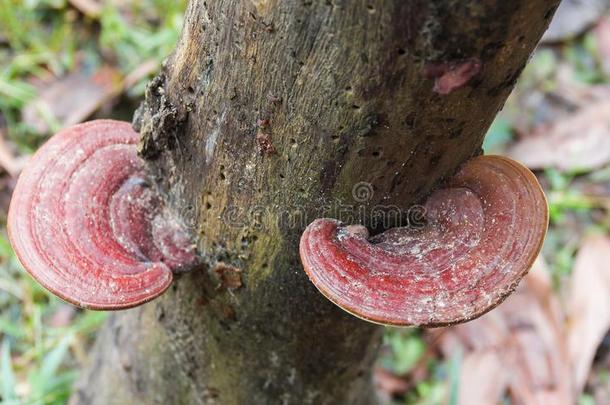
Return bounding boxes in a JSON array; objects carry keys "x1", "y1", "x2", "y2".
[
  {"x1": 300, "y1": 155, "x2": 548, "y2": 327},
  {"x1": 8, "y1": 120, "x2": 198, "y2": 310}
]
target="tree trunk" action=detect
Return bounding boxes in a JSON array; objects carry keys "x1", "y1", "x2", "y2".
[{"x1": 71, "y1": 1, "x2": 558, "y2": 404}]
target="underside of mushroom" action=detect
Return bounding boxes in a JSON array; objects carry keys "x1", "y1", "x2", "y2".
[
  {"x1": 8, "y1": 120, "x2": 199, "y2": 310},
  {"x1": 300, "y1": 155, "x2": 548, "y2": 327}
]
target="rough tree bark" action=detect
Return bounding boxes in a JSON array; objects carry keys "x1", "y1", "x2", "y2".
[{"x1": 71, "y1": 1, "x2": 559, "y2": 404}]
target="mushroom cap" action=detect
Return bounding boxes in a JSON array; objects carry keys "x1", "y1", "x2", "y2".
[
  {"x1": 299, "y1": 155, "x2": 548, "y2": 327},
  {"x1": 8, "y1": 120, "x2": 197, "y2": 310}
]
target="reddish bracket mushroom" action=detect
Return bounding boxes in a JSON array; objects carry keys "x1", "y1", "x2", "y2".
[
  {"x1": 300, "y1": 155, "x2": 548, "y2": 327},
  {"x1": 8, "y1": 120, "x2": 198, "y2": 310}
]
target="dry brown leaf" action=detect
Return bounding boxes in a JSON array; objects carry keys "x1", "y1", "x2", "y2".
[
  {"x1": 430, "y1": 259, "x2": 573, "y2": 405},
  {"x1": 123, "y1": 59, "x2": 159, "y2": 89},
  {"x1": 595, "y1": 17, "x2": 610, "y2": 76},
  {"x1": 68, "y1": 0, "x2": 102, "y2": 17},
  {"x1": 23, "y1": 65, "x2": 122, "y2": 134},
  {"x1": 458, "y1": 350, "x2": 507, "y2": 405},
  {"x1": 22, "y1": 60, "x2": 158, "y2": 135},
  {"x1": 567, "y1": 234, "x2": 610, "y2": 394},
  {"x1": 542, "y1": 0, "x2": 610, "y2": 43},
  {"x1": 507, "y1": 101, "x2": 610, "y2": 172},
  {"x1": 553, "y1": 69, "x2": 610, "y2": 108},
  {"x1": 373, "y1": 367, "x2": 410, "y2": 398}
]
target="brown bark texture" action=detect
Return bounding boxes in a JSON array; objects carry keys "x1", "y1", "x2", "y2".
[{"x1": 71, "y1": 0, "x2": 559, "y2": 404}]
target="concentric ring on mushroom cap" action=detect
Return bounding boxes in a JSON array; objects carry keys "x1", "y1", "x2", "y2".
[
  {"x1": 299, "y1": 155, "x2": 548, "y2": 327},
  {"x1": 8, "y1": 120, "x2": 196, "y2": 310}
]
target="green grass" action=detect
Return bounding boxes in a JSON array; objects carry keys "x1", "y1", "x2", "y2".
[
  {"x1": 0, "y1": 232, "x2": 108, "y2": 404},
  {"x1": 0, "y1": 0, "x2": 186, "y2": 148}
]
